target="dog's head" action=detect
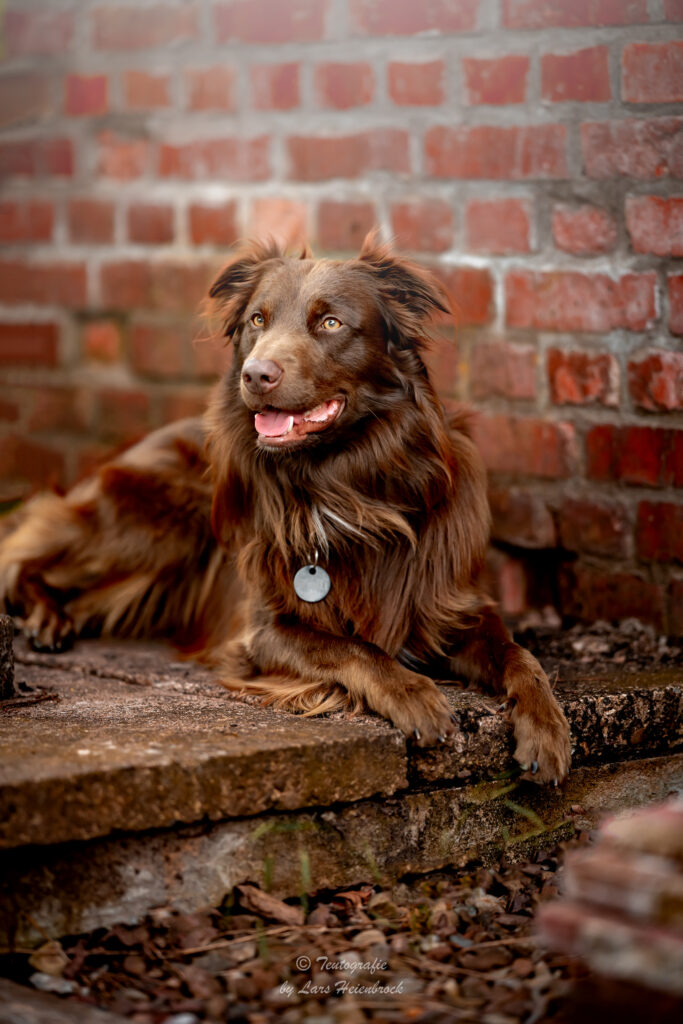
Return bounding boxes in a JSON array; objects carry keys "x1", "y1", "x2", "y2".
[{"x1": 209, "y1": 234, "x2": 450, "y2": 451}]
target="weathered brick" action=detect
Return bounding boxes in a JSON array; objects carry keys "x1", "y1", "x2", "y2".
[
  {"x1": 552, "y1": 204, "x2": 616, "y2": 254},
  {"x1": 249, "y1": 198, "x2": 308, "y2": 247},
  {"x1": 0, "y1": 74, "x2": 52, "y2": 129},
  {"x1": 93, "y1": 3, "x2": 199, "y2": 49},
  {"x1": 558, "y1": 498, "x2": 629, "y2": 557},
  {"x1": 100, "y1": 261, "x2": 209, "y2": 312},
  {"x1": 191, "y1": 335, "x2": 232, "y2": 378},
  {"x1": 626, "y1": 196, "x2": 683, "y2": 257},
  {"x1": 42, "y1": 138, "x2": 74, "y2": 176},
  {"x1": 98, "y1": 389, "x2": 151, "y2": 442},
  {"x1": 214, "y1": 0, "x2": 325, "y2": 43},
  {"x1": 83, "y1": 321, "x2": 122, "y2": 364},
  {"x1": 0, "y1": 398, "x2": 19, "y2": 422},
  {"x1": 388, "y1": 61, "x2": 444, "y2": 106},
  {"x1": 548, "y1": 349, "x2": 618, "y2": 407},
  {"x1": 629, "y1": 350, "x2": 683, "y2": 412},
  {"x1": 0, "y1": 200, "x2": 53, "y2": 243},
  {"x1": 128, "y1": 203, "x2": 174, "y2": 244},
  {"x1": 97, "y1": 132, "x2": 149, "y2": 179},
  {"x1": 250, "y1": 63, "x2": 300, "y2": 110},
  {"x1": 0, "y1": 261, "x2": 86, "y2": 308},
  {"x1": 669, "y1": 578, "x2": 683, "y2": 637},
  {"x1": 622, "y1": 42, "x2": 683, "y2": 103},
  {"x1": 435, "y1": 267, "x2": 494, "y2": 327},
  {"x1": 637, "y1": 501, "x2": 683, "y2": 563},
  {"x1": 470, "y1": 340, "x2": 536, "y2": 400},
  {"x1": 185, "y1": 67, "x2": 236, "y2": 111},
  {"x1": 559, "y1": 564, "x2": 665, "y2": 631},
  {"x1": 288, "y1": 130, "x2": 409, "y2": 181},
  {"x1": 68, "y1": 198, "x2": 115, "y2": 244},
  {"x1": 390, "y1": 199, "x2": 453, "y2": 253},
  {"x1": 541, "y1": 46, "x2": 611, "y2": 102},
  {"x1": 317, "y1": 200, "x2": 375, "y2": 252},
  {"x1": 189, "y1": 201, "x2": 239, "y2": 246},
  {"x1": 669, "y1": 275, "x2": 683, "y2": 336},
  {"x1": 466, "y1": 198, "x2": 531, "y2": 253},
  {"x1": 472, "y1": 414, "x2": 577, "y2": 478},
  {"x1": 505, "y1": 270, "x2": 656, "y2": 332},
  {"x1": 26, "y1": 386, "x2": 91, "y2": 434},
  {"x1": 463, "y1": 56, "x2": 529, "y2": 106},
  {"x1": 161, "y1": 388, "x2": 210, "y2": 422},
  {"x1": 581, "y1": 118, "x2": 683, "y2": 179},
  {"x1": 0, "y1": 323, "x2": 58, "y2": 367},
  {"x1": 423, "y1": 330, "x2": 458, "y2": 397},
  {"x1": 503, "y1": 0, "x2": 648, "y2": 28},
  {"x1": 65, "y1": 74, "x2": 108, "y2": 116},
  {"x1": 0, "y1": 139, "x2": 72, "y2": 178},
  {"x1": 425, "y1": 124, "x2": 567, "y2": 179},
  {"x1": 124, "y1": 71, "x2": 170, "y2": 110},
  {"x1": 488, "y1": 488, "x2": 556, "y2": 548},
  {"x1": 100, "y1": 261, "x2": 152, "y2": 309},
  {"x1": 665, "y1": 0, "x2": 683, "y2": 17},
  {"x1": 3, "y1": 7, "x2": 74, "y2": 56},
  {"x1": 0, "y1": 435, "x2": 66, "y2": 492},
  {"x1": 315, "y1": 62, "x2": 373, "y2": 109},
  {"x1": 350, "y1": 0, "x2": 478, "y2": 34},
  {"x1": 159, "y1": 138, "x2": 270, "y2": 181},
  {"x1": 130, "y1": 323, "x2": 186, "y2": 378},
  {"x1": 586, "y1": 424, "x2": 683, "y2": 487}
]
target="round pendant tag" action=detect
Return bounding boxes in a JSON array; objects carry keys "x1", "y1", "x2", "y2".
[{"x1": 293, "y1": 564, "x2": 331, "y2": 603}]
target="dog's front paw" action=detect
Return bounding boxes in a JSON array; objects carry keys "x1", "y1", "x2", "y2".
[
  {"x1": 510, "y1": 701, "x2": 571, "y2": 785},
  {"x1": 382, "y1": 670, "x2": 457, "y2": 748},
  {"x1": 20, "y1": 601, "x2": 75, "y2": 654}
]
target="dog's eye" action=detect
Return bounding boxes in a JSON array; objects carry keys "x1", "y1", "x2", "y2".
[
  {"x1": 321, "y1": 316, "x2": 342, "y2": 331},
  {"x1": 250, "y1": 312, "x2": 265, "y2": 327}
]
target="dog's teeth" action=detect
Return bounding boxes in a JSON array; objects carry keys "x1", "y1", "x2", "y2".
[{"x1": 285, "y1": 416, "x2": 294, "y2": 433}]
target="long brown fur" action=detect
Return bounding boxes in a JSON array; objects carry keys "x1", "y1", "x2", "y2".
[{"x1": 0, "y1": 236, "x2": 571, "y2": 783}]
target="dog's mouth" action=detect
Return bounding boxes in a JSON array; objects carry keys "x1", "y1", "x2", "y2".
[{"x1": 254, "y1": 398, "x2": 345, "y2": 447}]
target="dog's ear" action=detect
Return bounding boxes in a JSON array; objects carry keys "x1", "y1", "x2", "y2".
[
  {"x1": 357, "y1": 232, "x2": 452, "y2": 347},
  {"x1": 209, "y1": 238, "x2": 283, "y2": 338}
]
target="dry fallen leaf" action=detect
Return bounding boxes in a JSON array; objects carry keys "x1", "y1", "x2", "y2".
[
  {"x1": 236, "y1": 884, "x2": 305, "y2": 926},
  {"x1": 28, "y1": 939, "x2": 69, "y2": 977}
]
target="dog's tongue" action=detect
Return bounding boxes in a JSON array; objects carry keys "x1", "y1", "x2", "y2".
[{"x1": 254, "y1": 409, "x2": 296, "y2": 437}]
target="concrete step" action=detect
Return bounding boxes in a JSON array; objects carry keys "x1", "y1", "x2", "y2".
[{"x1": 0, "y1": 637, "x2": 681, "y2": 945}]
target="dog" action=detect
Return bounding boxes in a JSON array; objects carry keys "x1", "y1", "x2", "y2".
[{"x1": 0, "y1": 235, "x2": 571, "y2": 784}]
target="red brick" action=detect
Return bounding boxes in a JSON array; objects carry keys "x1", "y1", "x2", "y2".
[
  {"x1": 93, "y1": 3, "x2": 199, "y2": 49},
  {"x1": 43, "y1": 138, "x2": 74, "y2": 176},
  {"x1": 466, "y1": 198, "x2": 531, "y2": 253},
  {"x1": 470, "y1": 340, "x2": 536, "y2": 400},
  {"x1": 423, "y1": 330, "x2": 458, "y2": 397},
  {"x1": 463, "y1": 56, "x2": 529, "y2": 105},
  {"x1": 98, "y1": 389, "x2": 151, "y2": 442},
  {"x1": 0, "y1": 435, "x2": 66, "y2": 493},
  {"x1": 0, "y1": 200, "x2": 53, "y2": 243},
  {"x1": 65, "y1": 74, "x2": 108, "y2": 116},
  {"x1": 0, "y1": 323, "x2": 58, "y2": 367},
  {"x1": 67, "y1": 198, "x2": 115, "y2": 244},
  {"x1": 559, "y1": 564, "x2": 665, "y2": 631},
  {"x1": 214, "y1": 0, "x2": 325, "y2": 43},
  {"x1": 317, "y1": 200, "x2": 376, "y2": 252},
  {"x1": 0, "y1": 74, "x2": 52, "y2": 129},
  {"x1": 435, "y1": 267, "x2": 494, "y2": 327},
  {"x1": 315, "y1": 62, "x2": 373, "y2": 109},
  {"x1": 100, "y1": 261, "x2": 152, "y2": 309},
  {"x1": 503, "y1": 0, "x2": 648, "y2": 28},
  {"x1": 581, "y1": 118, "x2": 683, "y2": 179},
  {"x1": 250, "y1": 63, "x2": 300, "y2": 110},
  {"x1": 629, "y1": 350, "x2": 683, "y2": 412},
  {"x1": 622, "y1": 42, "x2": 683, "y2": 103},
  {"x1": 249, "y1": 198, "x2": 308, "y2": 247},
  {"x1": 669, "y1": 578, "x2": 683, "y2": 637},
  {"x1": 0, "y1": 261, "x2": 86, "y2": 308},
  {"x1": 542, "y1": 46, "x2": 611, "y2": 102},
  {"x1": 185, "y1": 67, "x2": 235, "y2": 111},
  {"x1": 191, "y1": 335, "x2": 232, "y2": 378},
  {"x1": 548, "y1": 349, "x2": 618, "y2": 407},
  {"x1": 390, "y1": 199, "x2": 453, "y2": 253},
  {"x1": 388, "y1": 61, "x2": 444, "y2": 106},
  {"x1": 637, "y1": 502, "x2": 683, "y2": 563},
  {"x1": 288, "y1": 130, "x2": 409, "y2": 181},
  {"x1": 124, "y1": 71, "x2": 170, "y2": 110},
  {"x1": 97, "y1": 132, "x2": 149, "y2": 179},
  {"x1": 0, "y1": 139, "x2": 71, "y2": 178},
  {"x1": 350, "y1": 0, "x2": 478, "y2": 34},
  {"x1": 586, "y1": 424, "x2": 682, "y2": 487},
  {"x1": 505, "y1": 270, "x2": 656, "y2": 333},
  {"x1": 0, "y1": 398, "x2": 19, "y2": 423},
  {"x1": 189, "y1": 202, "x2": 239, "y2": 246},
  {"x1": 83, "y1": 321, "x2": 122, "y2": 364},
  {"x1": 665, "y1": 0, "x2": 683, "y2": 16},
  {"x1": 3, "y1": 8, "x2": 74, "y2": 56},
  {"x1": 425, "y1": 124, "x2": 567, "y2": 179},
  {"x1": 161, "y1": 389, "x2": 209, "y2": 422},
  {"x1": 26, "y1": 386, "x2": 91, "y2": 434},
  {"x1": 552, "y1": 204, "x2": 616, "y2": 254},
  {"x1": 130, "y1": 323, "x2": 186, "y2": 378},
  {"x1": 100, "y1": 261, "x2": 209, "y2": 313},
  {"x1": 626, "y1": 196, "x2": 683, "y2": 257},
  {"x1": 472, "y1": 414, "x2": 577, "y2": 478},
  {"x1": 488, "y1": 489, "x2": 556, "y2": 548},
  {"x1": 128, "y1": 203, "x2": 174, "y2": 244},
  {"x1": 670, "y1": 275, "x2": 683, "y2": 335},
  {"x1": 559, "y1": 498, "x2": 629, "y2": 558},
  {"x1": 159, "y1": 137, "x2": 270, "y2": 181}
]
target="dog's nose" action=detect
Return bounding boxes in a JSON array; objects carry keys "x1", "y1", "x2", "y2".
[{"x1": 242, "y1": 358, "x2": 284, "y2": 395}]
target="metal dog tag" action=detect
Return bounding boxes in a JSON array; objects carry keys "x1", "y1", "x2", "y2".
[{"x1": 293, "y1": 564, "x2": 331, "y2": 603}]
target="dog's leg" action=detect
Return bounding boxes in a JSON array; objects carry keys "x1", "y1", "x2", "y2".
[
  {"x1": 222, "y1": 621, "x2": 457, "y2": 747},
  {"x1": 448, "y1": 606, "x2": 571, "y2": 785}
]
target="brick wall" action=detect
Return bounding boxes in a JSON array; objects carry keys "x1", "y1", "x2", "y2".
[{"x1": 0, "y1": 0, "x2": 682, "y2": 634}]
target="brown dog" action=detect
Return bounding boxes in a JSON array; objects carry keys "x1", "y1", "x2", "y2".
[{"x1": 0, "y1": 236, "x2": 571, "y2": 784}]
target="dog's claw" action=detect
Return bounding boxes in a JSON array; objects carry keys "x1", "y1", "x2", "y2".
[
  {"x1": 413, "y1": 728, "x2": 421, "y2": 741},
  {"x1": 518, "y1": 762, "x2": 529, "y2": 771},
  {"x1": 438, "y1": 734, "x2": 446, "y2": 743},
  {"x1": 450, "y1": 713, "x2": 457, "y2": 725},
  {"x1": 531, "y1": 761, "x2": 538, "y2": 775},
  {"x1": 553, "y1": 778, "x2": 558, "y2": 788}
]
